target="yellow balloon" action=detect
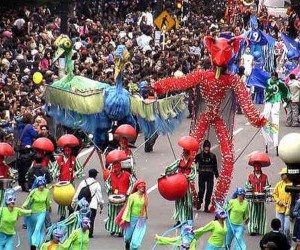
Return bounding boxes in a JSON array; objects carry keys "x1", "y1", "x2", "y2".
[{"x1": 33, "y1": 72, "x2": 43, "y2": 84}]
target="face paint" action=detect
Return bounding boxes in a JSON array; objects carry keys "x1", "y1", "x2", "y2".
[
  {"x1": 6, "y1": 195, "x2": 16, "y2": 204},
  {"x1": 112, "y1": 162, "x2": 122, "y2": 173},
  {"x1": 53, "y1": 229, "x2": 64, "y2": 242},
  {"x1": 63, "y1": 146, "x2": 72, "y2": 155},
  {"x1": 120, "y1": 137, "x2": 128, "y2": 147},
  {"x1": 81, "y1": 217, "x2": 90, "y2": 229},
  {"x1": 253, "y1": 162, "x2": 262, "y2": 172}
]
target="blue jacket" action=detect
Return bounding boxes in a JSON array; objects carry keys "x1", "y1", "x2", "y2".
[{"x1": 18, "y1": 122, "x2": 38, "y2": 147}]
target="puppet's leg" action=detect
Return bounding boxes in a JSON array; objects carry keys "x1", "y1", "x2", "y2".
[
  {"x1": 210, "y1": 117, "x2": 234, "y2": 211},
  {"x1": 191, "y1": 113, "x2": 210, "y2": 143}
]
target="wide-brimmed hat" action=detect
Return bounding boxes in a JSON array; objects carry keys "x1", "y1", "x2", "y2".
[{"x1": 279, "y1": 167, "x2": 287, "y2": 175}]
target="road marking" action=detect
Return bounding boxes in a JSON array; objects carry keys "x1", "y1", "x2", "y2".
[
  {"x1": 233, "y1": 128, "x2": 243, "y2": 135},
  {"x1": 77, "y1": 147, "x2": 95, "y2": 160},
  {"x1": 147, "y1": 127, "x2": 244, "y2": 194},
  {"x1": 147, "y1": 184, "x2": 158, "y2": 194}
]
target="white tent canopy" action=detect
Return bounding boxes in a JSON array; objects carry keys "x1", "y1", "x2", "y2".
[{"x1": 263, "y1": 0, "x2": 290, "y2": 8}]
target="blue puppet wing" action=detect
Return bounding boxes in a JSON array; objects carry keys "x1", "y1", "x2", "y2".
[
  {"x1": 247, "y1": 67, "x2": 270, "y2": 88},
  {"x1": 281, "y1": 32, "x2": 300, "y2": 59}
]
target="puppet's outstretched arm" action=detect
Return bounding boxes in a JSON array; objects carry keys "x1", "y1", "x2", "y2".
[{"x1": 154, "y1": 70, "x2": 204, "y2": 95}]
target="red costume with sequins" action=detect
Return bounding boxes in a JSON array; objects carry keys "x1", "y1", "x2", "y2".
[{"x1": 154, "y1": 36, "x2": 267, "y2": 210}]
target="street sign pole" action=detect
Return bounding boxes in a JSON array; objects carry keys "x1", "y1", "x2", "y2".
[{"x1": 162, "y1": 31, "x2": 165, "y2": 50}]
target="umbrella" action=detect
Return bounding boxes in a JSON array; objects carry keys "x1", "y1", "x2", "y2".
[
  {"x1": 248, "y1": 151, "x2": 271, "y2": 167},
  {"x1": 178, "y1": 136, "x2": 199, "y2": 151},
  {"x1": 32, "y1": 138, "x2": 54, "y2": 152},
  {"x1": 114, "y1": 124, "x2": 137, "y2": 142},
  {"x1": 106, "y1": 149, "x2": 128, "y2": 164},
  {"x1": 57, "y1": 134, "x2": 79, "y2": 147},
  {"x1": 0, "y1": 143, "x2": 14, "y2": 156}
]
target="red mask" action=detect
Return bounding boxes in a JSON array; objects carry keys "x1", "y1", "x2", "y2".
[
  {"x1": 112, "y1": 162, "x2": 122, "y2": 173},
  {"x1": 120, "y1": 137, "x2": 128, "y2": 148},
  {"x1": 204, "y1": 36, "x2": 245, "y2": 68},
  {"x1": 253, "y1": 162, "x2": 262, "y2": 172},
  {"x1": 36, "y1": 148, "x2": 45, "y2": 156},
  {"x1": 63, "y1": 146, "x2": 72, "y2": 156}
]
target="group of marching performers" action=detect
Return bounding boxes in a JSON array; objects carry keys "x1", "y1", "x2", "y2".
[
  {"x1": 152, "y1": 134, "x2": 294, "y2": 250},
  {"x1": 0, "y1": 123, "x2": 149, "y2": 250},
  {"x1": 0, "y1": 123, "x2": 296, "y2": 250}
]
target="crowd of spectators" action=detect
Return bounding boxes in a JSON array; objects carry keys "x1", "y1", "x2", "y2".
[{"x1": 0, "y1": 0, "x2": 298, "y2": 146}]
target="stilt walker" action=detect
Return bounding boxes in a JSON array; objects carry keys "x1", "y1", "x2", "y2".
[
  {"x1": 245, "y1": 151, "x2": 271, "y2": 235},
  {"x1": 104, "y1": 149, "x2": 135, "y2": 236}
]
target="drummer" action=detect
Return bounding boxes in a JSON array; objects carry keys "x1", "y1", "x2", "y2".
[
  {"x1": 0, "y1": 143, "x2": 17, "y2": 204},
  {"x1": 0, "y1": 146, "x2": 16, "y2": 179},
  {"x1": 114, "y1": 124, "x2": 137, "y2": 176},
  {"x1": 245, "y1": 152, "x2": 271, "y2": 236},
  {"x1": 104, "y1": 150, "x2": 136, "y2": 237}
]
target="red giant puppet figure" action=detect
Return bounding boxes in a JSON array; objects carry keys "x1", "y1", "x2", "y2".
[{"x1": 154, "y1": 36, "x2": 269, "y2": 210}]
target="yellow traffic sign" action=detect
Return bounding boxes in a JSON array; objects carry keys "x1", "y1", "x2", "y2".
[{"x1": 154, "y1": 10, "x2": 175, "y2": 32}]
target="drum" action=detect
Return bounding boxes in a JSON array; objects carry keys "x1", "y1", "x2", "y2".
[
  {"x1": 121, "y1": 158, "x2": 132, "y2": 170},
  {"x1": 108, "y1": 194, "x2": 126, "y2": 205},
  {"x1": 53, "y1": 181, "x2": 75, "y2": 206},
  {"x1": 245, "y1": 191, "x2": 253, "y2": 201},
  {"x1": 0, "y1": 179, "x2": 13, "y2": 189},
  {"x1": 253, "y1": 193, "x2": 266, "y2": 202}
]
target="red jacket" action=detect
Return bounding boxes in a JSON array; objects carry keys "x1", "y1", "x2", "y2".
[
  {"x1": 110, "y1": 171, "x2": 131, "y2": 195},
  {"x1": 0, "y1": 163, "x2": 9, "y2": 179},
  {"x1": 57, "y1": 155, "x2": 76, "y2": 182},
  {"x1": 248, "y1": 173, "x2": 268, "y2": 193},
  {"x1": 32, "y1": 157, "x2": 49, "y2": 168}
]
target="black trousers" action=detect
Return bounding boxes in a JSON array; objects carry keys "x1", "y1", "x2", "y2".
[
  {"x1": 17, "y1": 150, "x2": 33, "y2": 190},
  {"x1": 198, "y1": 172, "x2": 214, "y2": 207},
  {"x1": 144, "y1": 132, "x2": 158, "y2": 152},
  {"x1": 90, "y1": 208, "x2": 97, "y2": 237}
]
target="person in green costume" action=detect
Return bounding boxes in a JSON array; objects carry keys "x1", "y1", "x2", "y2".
[
  {"x1": 40, "y1": 228, "x2": 64, "y2": 250},
  {"x1": 22, "y1": 175, "x2": 51, "y2": 250},
  {"x1": 155, "y1": 209, "x2": 227, "y2": 250},
  {"x1": 0, "y1": 188, "x2": 31, "y2": 250},
  {"x1": 60, "y1": 216, "x2": 90, "y2": 250},
  {"x1": 116, "y1": 180, "x2": 148, "y2": 250},
  {"x1": 263, "y1": 71, "x2": 290, "y2": 155},
  {"x1": 225, "y1": 187, "x2": 249, "y2": 250}
]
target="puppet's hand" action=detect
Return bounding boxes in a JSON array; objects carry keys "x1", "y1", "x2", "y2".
[{"x1": 258, "y1": 116, "x2": 267, "y2": 127}]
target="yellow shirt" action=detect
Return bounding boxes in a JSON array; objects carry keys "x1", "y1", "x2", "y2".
[{"x1": 273, "y1": 180, "x2": 292, "y2": 214}]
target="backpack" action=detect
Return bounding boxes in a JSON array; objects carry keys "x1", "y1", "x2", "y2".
[{"x1": 77, "y1": 180, "x2": 96, "y2": 203}]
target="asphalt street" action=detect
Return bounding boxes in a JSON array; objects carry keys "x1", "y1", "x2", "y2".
[{"x1": 13, "y1": 104, "x2": 300, "y2": 250}]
